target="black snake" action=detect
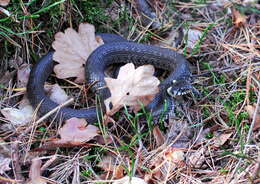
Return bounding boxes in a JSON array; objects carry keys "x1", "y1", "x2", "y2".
[{"x1": 27, "y1": 33, "x2": 193, "y2": 123}]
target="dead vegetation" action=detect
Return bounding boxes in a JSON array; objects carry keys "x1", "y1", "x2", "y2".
[{"x1": 0, "y1": 0, "x2": 259, "y2": 183}]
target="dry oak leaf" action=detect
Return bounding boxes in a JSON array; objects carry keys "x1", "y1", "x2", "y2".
[
  {"x1": 213, "y1": 132, "x2": 233, "y2": 148},
  {"x1": 153, "y1": 126, "x2": 165, "y2": 147},
  {"x1": 98, "y1": 155, "x2": 124, "y2": 179},
  {"x1": 1, "y1": 97, "x2": 34, "y2": 126},
  {"x1": 188, "y1": 147, "x2": 205, "y2": 168},
  {"x1": 232, "y1": 8, "x2": 247, "y2": 28},
  {"x1": 104, "y1": 63, "x2": 160, "y2": 116},
  {"x1": 0, "y1": 84, "x2": 68, "y2": 126},
  {"x1": 0, "y1": 0, "x2": 10, "y2": 6},
  {"x1": 245, "y1": 104, "x2": 260, "y2": 130},
  {"x1": 164, "y1": 148, "x2": 185, "y2": 163},
  {"x1": 17, "y1": 63, "x2": 31, "y2": 88},
  {"x1": 52, "y1": 23, "x2": 104, "y2": 83},
  {"x1": 53, "y1": 117, "x2": 99, "y2": 145}
]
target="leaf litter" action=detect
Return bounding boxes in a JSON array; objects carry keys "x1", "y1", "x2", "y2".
[
  {"x1": 0, "y1": 2, "x2": 260, "y2": 183},
  {"x1": 52, "y1": 23, "x2": 104, "y2": 83}
]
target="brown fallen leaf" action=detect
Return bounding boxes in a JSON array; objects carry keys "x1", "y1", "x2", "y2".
[
  {"x1": 104, "y1": 63, "x2": 160, "y2": 116},
  {"x1": 164, "y1": 147, "x2": 185, "y2": 164},
  {"x1": 98, "y1": 155, "x2": 124, "y2": 180},
  {"x1": 213, "y1": 132, "x2": 233, "y2": 148},
  {"x1": 17, "y1": 64, "x2": 31, "y2": 88},
  {"x1": 0, "y1": 0, "x2": 10, "y2": 6},
  {"x1": 0, "y1": 83, "x2": 68, "y2": 126},
  {"x1": 52, "y1": 117, "x2": 99, "y2": 146},
  {"x1": 0, "y1": 71, "x2": 16, "y2": 87},
  {"x1": 145, "y1": 147, "x2": 185, "y2": 182},
  {"x1": 153, "y1": 126, "x2": 165, "y2": 147},
  {"x1": 52, "y1": 23, "x2": 104, "y2": 83},
  {"x1": 1, "y1": 97, "x2": 34, "y2": 126},
  {"x1": 245, "y1": 104, "x2": 260, "y2": 130},
  {"x1": 232, "y1": 8, "x2": 247, "y2": 28},
  {"x1": 188, "y1": 147, "x2": 205, "y2": 168}
]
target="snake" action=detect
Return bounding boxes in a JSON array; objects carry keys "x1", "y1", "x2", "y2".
[
  {"x1": 136, "y1": 0, "x2": 162, "y2": 29},
  {"x1": 27, "y1": 33, "x2": 194, "y2": 123}
]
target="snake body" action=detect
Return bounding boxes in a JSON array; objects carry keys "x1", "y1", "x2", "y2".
[{"x1": 27, "y1": 34, "x2": 193, "y2": 123}]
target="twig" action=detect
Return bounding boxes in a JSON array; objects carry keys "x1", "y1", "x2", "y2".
[
  {"x1": 18, "y1": 98, "x2": 74, "y2": 140},
  {"x1": 0, "y1": 176, "x2": 21, "y2": 183},
  {"x1": 230, "y1": 76, "x2": 260, "y2": 181},
  {"x1": 10, "y1": 139, "x2": 24, "y2": 184},
  {"x1": 40, "y1": 155, "x2": 57, "y2": 173},
  {"x1": 34, "y1": 98, "x2": 74, "y2": 126},
  {"x1": 246, "y1": 78, "x2": 260, "y2": 143},
  {"x1": 193, "y1": 61, "x2": 260, "y2": 77},
  {"x1": 132, "y1": 123, "x2": 143, "y2": 176}
]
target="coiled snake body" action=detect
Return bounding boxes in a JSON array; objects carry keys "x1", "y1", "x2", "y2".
[{"x1": 27, "y1": 33, "x2": 193, "y2": 123}]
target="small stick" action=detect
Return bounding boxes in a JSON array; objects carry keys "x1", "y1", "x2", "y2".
[
  {"x1": 0, "y1": 176, "x2": 21, "y2": 183},
  {"x1": 193, "y1": 62, "x2": 260, "y2": 77},
  {"x1": 246, "y1": 78, "x2": 260, "y2": 143},
  {"x1": 18, "y1": 98, "x2": 74, "y2": 140},
  {"x1": 34, "y1": 98, "x2": 74, "y2": 125},
  {"x1": 11, "y1": 139, "x2": 24, "y2": 184}
]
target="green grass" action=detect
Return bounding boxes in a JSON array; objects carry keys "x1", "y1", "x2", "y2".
[{"x1": 191, "y1": 23, "x2": 215, "y2": 56}]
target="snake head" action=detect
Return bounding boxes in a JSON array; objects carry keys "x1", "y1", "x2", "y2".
[{"x1": 167, "y1": 78, "x2": 200, "y2": 98}]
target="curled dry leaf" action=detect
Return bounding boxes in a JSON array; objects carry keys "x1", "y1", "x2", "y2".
[
  {"x1": 0, "y1": 0, "x2": 10, "y2": 6},
  {"x1": 27, "y1": 158, "x2": 48, "y2": 184},
  {"x1": 1, "y1": 106, "x2": 34, "y2": 125},
  {"x1": 98, "y1": 155, "x2": 124, "y2": 179},
  {"x1": 1, "y1": 97, "x2": 34, "y2": 126},
  {"x1": 52, "y1": 23, "x2": 104, "y2": 83},
  {"x1": 232, "y1": 8, "x2": 247, "y2": 28},
  {"x1": 52, "y1": 117, "x2": 99, "y2": 146},
  {"x1": 188, "y1": 147, "x2": 205, "y2": 168},
  {"x1": 104, "y1": 63, "x2": 160, "y2": 116},
  {"x1": 0, "y1": 71, "x2": 15, "y2": 87},
  {"x1": 17, "y1": 64, "x2": 31, "y2": 88},
  {"x1": 213, "y1": 132, "x2": 232, "y2": 147},
  {"x1": 145, "y1": 147, "x2": 184, "y2": 181},
  {"x1": 153, "y1": 126, "x2": 165, "y2": 147},
  {"x1": 245, "y1": 104, "x2": 260, "y2": 130},
  {"x1": 164, "y1": 148, "x2": 185, "y2": 163},
  {"x1": 0, "y1": 82, "x2": 68, "y2": 125}
]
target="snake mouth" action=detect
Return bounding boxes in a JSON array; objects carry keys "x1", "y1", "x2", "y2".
[
  {"x1": 166, "y1": 79, "x2": 196, "y2": 98},
  {"x1": 167, "y1": 86, "x2": 192, "y2": 97}
]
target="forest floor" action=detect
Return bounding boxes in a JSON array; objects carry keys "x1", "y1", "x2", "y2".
[{"x1": 0, "y1": 0, "x2": 259, "y2": 184}]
